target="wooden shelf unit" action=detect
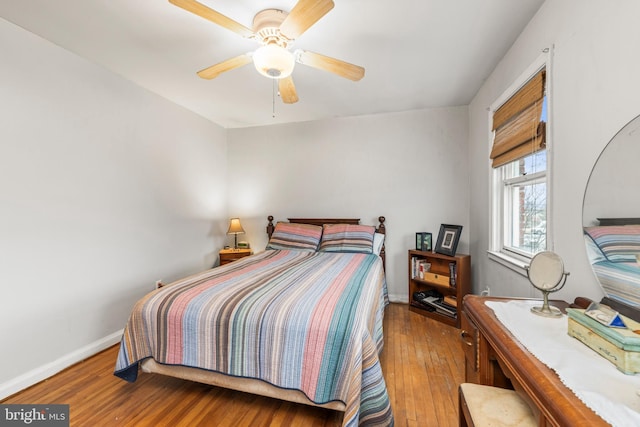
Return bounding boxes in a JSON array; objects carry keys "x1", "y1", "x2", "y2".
[{"x1": 408, "y1": 249, "x2": 471, "y2": 328}]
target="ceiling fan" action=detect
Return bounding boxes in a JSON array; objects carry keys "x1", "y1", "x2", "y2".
[{"x1": 169, "y1": 0, "x2": 365, "y2": 104}]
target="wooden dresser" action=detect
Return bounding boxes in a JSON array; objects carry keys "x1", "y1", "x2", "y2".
[{"x1": 461, "y1": 295, "x2": 609, "y2": 426}]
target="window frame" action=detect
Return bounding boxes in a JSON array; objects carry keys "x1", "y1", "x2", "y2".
[{"x1": 488, "y1": 51, "x2": 553, "y2": 275}]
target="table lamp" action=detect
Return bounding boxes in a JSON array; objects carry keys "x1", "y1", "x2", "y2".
[{"x1": 227, "y1": 218, "x2": 245, "y2": 249}]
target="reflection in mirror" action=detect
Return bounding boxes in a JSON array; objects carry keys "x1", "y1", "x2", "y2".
[{"x1": 582, "y1": 114, "x2": 640, "y2": 320}]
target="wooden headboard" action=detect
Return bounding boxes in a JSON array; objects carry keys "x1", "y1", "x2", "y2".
[
  {"x1": 597, "y1": 218, "x2": 640, "y2": 225},
  {"x1": 266, "y1": 215, "x2": 387, "y2": 270}
]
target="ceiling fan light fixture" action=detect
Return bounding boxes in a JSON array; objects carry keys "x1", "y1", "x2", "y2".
[{"x1": 253, "y1": 44, "x2": 295, "y2": 79}]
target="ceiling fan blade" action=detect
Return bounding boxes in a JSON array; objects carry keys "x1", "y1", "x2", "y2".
[
  {"x1": 279, "y1": 0, "x2": 334, "y2": 40},
  {"x1": 169, "y1": 0, "x2": 254, "y2": 38},
  {"x1": 278, "y1": 76, "x2": 299, "y2": 104},
  {"x1": 296, "y1": 50, "x2": 365, "y2": 81},
  {"x1": 197, "y1": 54, "x2": 252, "y2": 79}
]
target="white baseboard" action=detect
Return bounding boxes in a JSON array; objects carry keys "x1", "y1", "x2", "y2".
[
  {"x1": 0, "y1": 329, "x2": 123, "y2": 401},
  {"x1": 388, "y1": 293, "x2": 408, "y2": 304}
]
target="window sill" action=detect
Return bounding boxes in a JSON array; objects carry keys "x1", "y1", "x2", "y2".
[{"x1": 487, "y1": 250, "x2": 530, "y2": 277}]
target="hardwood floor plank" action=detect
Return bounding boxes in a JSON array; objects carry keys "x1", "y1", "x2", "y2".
[{"x1": 2, "y1": 303, "x2": 464, "y2": 426}]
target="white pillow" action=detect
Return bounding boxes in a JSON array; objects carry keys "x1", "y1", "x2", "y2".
[
  {"x1": 584, "y1": 233, "x2": 606, "y2": 264},
  {"x1": 373, "y1": 233, "x2": 385, "y2": 256}
]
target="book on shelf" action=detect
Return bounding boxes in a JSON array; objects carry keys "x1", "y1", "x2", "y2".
[
  {"x1": 443, "y1": 295, "x2": 458, "y2": 308},
  {"x1": 411, "y1": 257, "x2": 431, "y2": 279},
  {"x1": 449, "y1": 262, "x2": 457, "y2": 287},
  {"x1": 418, "y1": 296, "x2": 457, "y2": 318}
]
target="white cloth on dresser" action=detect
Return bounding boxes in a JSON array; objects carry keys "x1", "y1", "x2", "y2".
[{"x1": 486, "y1": 300, "x2": 640, "y2": 427}]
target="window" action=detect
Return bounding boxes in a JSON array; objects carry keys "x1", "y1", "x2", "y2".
[{"x1": 489, "y1": 56, "x2": 549, "y2": 272}]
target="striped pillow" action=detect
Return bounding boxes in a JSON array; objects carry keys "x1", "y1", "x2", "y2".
[
  {"x1": 266, "y1": 222, "x2": 323, "y2": 252},
  {"x1": 584, "y1": 225, "x2": 640, "y2": 262},
  {"x1": 319, "y1": 224, "x2": 376, "y2": 253}
]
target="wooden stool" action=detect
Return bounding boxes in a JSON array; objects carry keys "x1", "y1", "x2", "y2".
[{"x1": 459, "y1": 383, "x2": 536, "y2": 427}]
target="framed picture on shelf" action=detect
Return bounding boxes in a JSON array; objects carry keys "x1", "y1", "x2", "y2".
[
  {"x1": 415, "y1": 232, "x2": 432, "y2": 251},
  {"x1": 435, "y1": 224, "x2": 463, "y2": 256},
  {"x1": 422, "y1": 232, "x2": 432, "y2": 251}
]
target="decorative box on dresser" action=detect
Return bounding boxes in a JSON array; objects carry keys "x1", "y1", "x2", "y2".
[{"x1": 408, "y1": 250, "x2": 471, "y2": 328}]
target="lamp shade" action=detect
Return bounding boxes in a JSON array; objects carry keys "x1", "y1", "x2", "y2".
[
  {"x1": 252, "y1": 44, "x2": 295, "y2": 79},
  {"x1": 227, "y1": 218, "x2": 245, "y2": 235}
]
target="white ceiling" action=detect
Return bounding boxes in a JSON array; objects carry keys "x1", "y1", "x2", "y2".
[{"x1": 0, "y1": 0, "x2": 544, "y2": 129}]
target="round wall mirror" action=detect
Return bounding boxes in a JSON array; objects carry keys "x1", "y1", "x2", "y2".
[{"x1": 582, "y1": 114, "x2": 640, "y2": 315}]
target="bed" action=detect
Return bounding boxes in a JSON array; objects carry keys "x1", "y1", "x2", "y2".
[{"x1": 114, "y1": 216, "x2": 392, "y2": 427}]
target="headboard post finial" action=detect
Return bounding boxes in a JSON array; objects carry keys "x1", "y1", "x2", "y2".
[
  {"x1": 378, "y1": 216, "x2": 386, "y2": 235},
  {"x1": 267, "y1": 216, "x2": 275, "y2": 239}
]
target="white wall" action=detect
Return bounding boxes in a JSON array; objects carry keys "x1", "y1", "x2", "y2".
[
  {"x1": 582, "y1": 114, "x2": 640, "y2": 225},
  {"x1": 226, "y1": 108, "x2": 469, "y2": 302},
  {"x1": 0, "y1": 19, "x2": 228, "y2": 397},
  {"x1": 468, "y1": 0, "x2": 640, "y2": 300}
]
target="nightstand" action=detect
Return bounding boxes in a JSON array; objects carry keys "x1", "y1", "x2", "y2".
[{"x1": 219, "y1": 248, "x2": 253, "y2": 266}]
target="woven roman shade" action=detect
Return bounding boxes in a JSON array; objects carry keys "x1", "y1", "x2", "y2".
[{"x1": 490, "y1": 69, "x2": 546, "y2": 168}]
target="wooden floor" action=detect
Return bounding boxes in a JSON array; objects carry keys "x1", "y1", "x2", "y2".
[{"x1": 2, "y1": 303, "x2": 464, "y2": 426}]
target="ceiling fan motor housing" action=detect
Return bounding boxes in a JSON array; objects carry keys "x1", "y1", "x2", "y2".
[
  {"x1": 253, "y1": 9, "x2": 291, "y2": 48},
  {"x1": 251, "y1": 9, "x2": 295, "y2": 78}
]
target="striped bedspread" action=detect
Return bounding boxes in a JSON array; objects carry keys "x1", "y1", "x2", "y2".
[
  {"x1": 591, "y1": 260, "x2": 640, "y2": 307},
  {"x1": 114, "y1": 249, "x2": 393, "y2": 426}
]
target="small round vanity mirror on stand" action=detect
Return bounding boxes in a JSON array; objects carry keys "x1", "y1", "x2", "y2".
[{"x1": 526, "y1": 251, "x2": 570, "y2": 318}]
